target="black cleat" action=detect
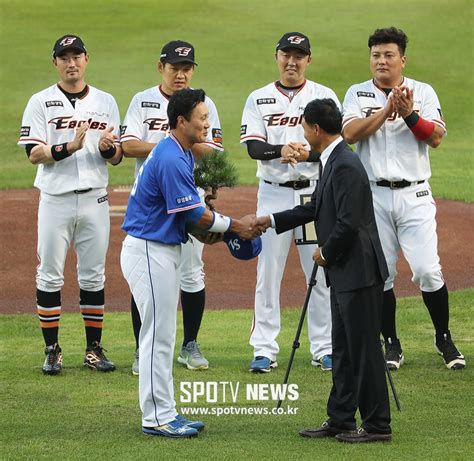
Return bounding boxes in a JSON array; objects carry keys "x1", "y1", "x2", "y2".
[
  {"x1": 384, "y1": 337, "x2": 404, "y2": 370},
  {"x1": 435, "y1": 331, "x2": 465, "y2": 370},
  {"x1": 42, "y1": 343, "x2": 62, "y2": 375},
  {"x1": 84, "y1": 341, "x2": 116, "y2": 372}
]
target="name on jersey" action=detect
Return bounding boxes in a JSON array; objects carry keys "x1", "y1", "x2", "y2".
[
  {"x1": 48, "y1": 116, "x2": 108, "y2": 130},
  {"x1": 263, "y1": 113, "x2": 303, "y2": 127},
  {"x1": 20, "y1": 126, "x2": 30, "y2": 137},
  {"x1": 357, "y1": 91, "x2": 375, "y2": 98},
  {"x1": 212, "y1": 128, "x2": 222, "y2": 144},
  {"x1": 257, "y1": 98, "x2": 276, "y2": 105},
  {"x1": 142, "y1": 101, "x2": 161, "y2": 109},
  {"x1": 144, "y1": 118, "x2": 169, "y2": 131},
  {"x1": 45, "y1": 100, "x2": 64, "y2": 107},
  {"x1": 176, "y1": 195, "x2": 193, "y2": 205}
]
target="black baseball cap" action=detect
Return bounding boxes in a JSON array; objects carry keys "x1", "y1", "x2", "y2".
[
  {"x1": 276, "y1": 32, "x2": 311, "y2": 55},
  {"x1": 53, "y1": 35, "x2": 87, "y2": 58},
  {"x1": 160, "y1": 40, "x2": 197, "y2": 65}
]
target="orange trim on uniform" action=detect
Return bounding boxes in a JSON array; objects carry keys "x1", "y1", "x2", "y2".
[
  {"x1": 37, "y1": 307, "x2": 61, "y2": 315},
  {"x1": 80, "y1": 308, "x2": 104, "y2": 315},
  {"x1": 40, "y1": 321, "x2": 59, "y2": 328},
  {"x1": 84, "y1": 320, "x2": 103, "y2": 328}
]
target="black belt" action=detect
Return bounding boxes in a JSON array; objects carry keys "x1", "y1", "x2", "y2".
[
  {"x1": 375, "y1": 180, "x2": 425, "y2": 190},
  {"x1": 73, "y1": 188, "x2": 92, "y2": 194},
  {"x1": 264, "y1": 179, "x2": 311, "y2": 190}
]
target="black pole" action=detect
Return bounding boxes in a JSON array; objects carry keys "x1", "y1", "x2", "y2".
[
  {"x1": 382, "y1": 347, "x2": 402, "y2": 411},
  {"x1": 276, "y1": 263, "x2": 318, "y2": 409}
]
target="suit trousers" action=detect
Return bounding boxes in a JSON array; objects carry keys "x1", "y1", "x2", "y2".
[{"x1": 327, "y1": 282, "x2": 391, "y2": 434}]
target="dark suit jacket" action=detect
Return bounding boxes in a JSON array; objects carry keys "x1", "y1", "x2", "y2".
[{"x1": 273, "y1": 140, "x2": 388, "y2": 293}]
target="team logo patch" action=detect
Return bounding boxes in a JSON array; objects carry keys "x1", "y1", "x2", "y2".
[
  {"x1": 416, "y1": 190, "x2": 429, "y2": 198},
  {"x1": 48, "y1": 116, "x2": 107, "y2": 130},
  {"x1": 287, "y1": 35, "x2": 305, "y2": 44},
  {"x1": 176, "y1": 195, "x2": 193, "y2": 205},
  {"x1": 257, "y1": 98, "x2": 276, "y2": 105},
  {"x1": 263, "y1": 113, "x2": 303, "y2": 127},
  {"x1": 212, "y1": 128, "x2": 222, "y2": 144},
  {"x1": 60, "y1": 37, "x2": 78, "y2": 46},
  {"x1": 20, "y1": 126, "x2": 30, "y2": 137},
  {"x1": 357, "y1": 91, "x2": 375, "y2": 98},
  {"x1": 144, "y1": 118, "x2": 168, "y2": 131},
  {"x1": 97, "y1": 194, "x2": 108, "y2": 204},
  {"x1": 120, "y1": 125, "x2": 126, "y2": 136},
  {"x1": 142, "y1": 101, "x2": 161, "y2": 109},
  {"x1": 45, "y1": 100, "x2": 64, "y2": 107},
  {"x1": 175, "y1": 47, "x2": 191, "y2": 56},
  {"x1": 240, "y1": 125, "x2": 247, "y2": 136}
]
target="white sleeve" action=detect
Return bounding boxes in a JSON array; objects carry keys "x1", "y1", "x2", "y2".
[
  {"x1": 420, "y1": 84, "x2": 446, "y2": 132},
  {"x1": 327, "y1": 89, "x2": 342, "y2": 111},
  {"x1": 240, "y1": 93, "x2": 267, "y2": 144},
  {"x1": 121, "y1": 93, "x2": 144, "y2": 142},
  {"x1": 341, "y1": 86, "x2": 363, "y2": 131},
  {"x1": 109, "y1": 96, "x2": 121, "y2": 145},
  {"x1": 204, "y1": 97, "x2": 224, "y2": 151},
  {"x1": 18, "y1": 94, "x2": 47, "y2": 146}
]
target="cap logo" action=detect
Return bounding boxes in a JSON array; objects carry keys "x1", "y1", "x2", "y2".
[
  {"x1": 287, "y1": 35, "x2": 305, "y2": 44},
  {"x1": 60, "y1": 37, "x2": 77, "y2": 46},
  {"x1": 175, "y1": 47, "x2": 192, "y2": 56}
]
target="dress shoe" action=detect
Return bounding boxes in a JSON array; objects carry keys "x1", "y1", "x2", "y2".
[
  {"x1": 299, "y1": 421, "x2": 351, "y2": 438},
  {"x1": 335, "y1": 427, "x2": 392, "y2": 443}
]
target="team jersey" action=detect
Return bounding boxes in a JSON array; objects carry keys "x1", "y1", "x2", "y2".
[
  {"x1": 342, "y1": 77, "x2": 446, "y2": 182},
  {"x1": 122, "y1": 135, "x2": 201, "y2": 244},
  {"x1": 121, "y1": 86, "x2": 223, "y2": 176},
  {"x1": 18, "y1": 84, "x2": 121, "y2": 195},
  {"x1": 240, "y1": 80, "x2": 340, "y2": 183}
]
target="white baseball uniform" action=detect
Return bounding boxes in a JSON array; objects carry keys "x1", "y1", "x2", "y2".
[
  {"x1": 342, "y1": 77, "x2": 447, "y2": 292},
  {"x1": 18, "y1": 84, "x2": 121, "y2": 293},
  {"x1": 241, "y1": 80, "x2": 340, "y2": 361},
  {"x1": 121, "y1": 86, "x2": 223, "y2": 292}
]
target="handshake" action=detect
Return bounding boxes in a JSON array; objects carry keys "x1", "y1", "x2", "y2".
[
  {"x1": 280, "y1": 142, "x2": 310, "y2": 167},
  {"x1": 232, "y1": 215, "x2": 273, "y2": 240}
]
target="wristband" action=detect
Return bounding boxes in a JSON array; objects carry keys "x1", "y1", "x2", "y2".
[
  {"x1": 100, "y1": 144, "x2": 117, "y2": 159},
  {"x1": 51, "y1": 143, "x2": 71, "y2": 161},
  {"x1": 404, "y1": 112, "x2": 435, "y2": 141},
  {"x1": 207, "y1": 211, "x2": 232, "y2": 233}
]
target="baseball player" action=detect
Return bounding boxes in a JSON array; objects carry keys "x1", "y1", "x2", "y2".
[
  {"x1": 120, "y1": 88, "x2": 260, "y2": 437},
  {"x1": 18, "y1": 35, "x2": 122, "y2": 374},
  {"x1": 342, "y1": 27, "x2": 465, "y2": 370},
  {"x1": 121, "y1": 40, "x2": 223, "y2": 374},
  {"x1": 240, "y1": 32, "x2": 339, "y2": 372}
]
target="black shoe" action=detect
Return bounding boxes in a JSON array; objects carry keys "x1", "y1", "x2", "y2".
[
  {"x1": 336, "y1": 427, "x2": 392, "y2": 443},
  {"x1": 299, "y1": 421, "x2": 351, "y2": 438},
  {"x1": 42, "y1": 343, "x2": 62, "y2": 375},
  {"x1": 84, "y1": 341, "x2": 116, "y2": 372},
  {"x1": 385, "y1": 337, "x2": 404, "y2": 370},
  {"x1": 435, "y1": 331, "x2": 465, "y2": 370}
]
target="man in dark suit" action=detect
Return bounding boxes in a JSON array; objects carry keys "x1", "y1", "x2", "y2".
[{"x1": 257, "y1": 98, "x2": 392, "y2": 442}]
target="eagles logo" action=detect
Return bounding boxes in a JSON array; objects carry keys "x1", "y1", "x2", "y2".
[
  {"x1": 175, "y1": 47, "x2": 191, "y2": 56},
  {"x1": 287, "y1": 36, "x2": 305, "y2": 44}
]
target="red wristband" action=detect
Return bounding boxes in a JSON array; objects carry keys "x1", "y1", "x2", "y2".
[{"x1": 409, "y1": 116, "x2": 435, "y2": 141}]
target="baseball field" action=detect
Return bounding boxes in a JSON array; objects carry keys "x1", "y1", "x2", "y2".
[{"x1": 1, "y1": 0, "x2": 473, "y2": 459}]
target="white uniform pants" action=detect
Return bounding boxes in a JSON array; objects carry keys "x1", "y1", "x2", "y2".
[
  {"x1": 36, "y1": 189, "x2": 109, "y2": 292},
  {"x1": 251, "y1": 180, "x2": 332, "y2": 361},
  {"x1": 371, "y1": 181, "x2": 444, "y2": 293},
  {"x1": 121, "y1": 235, "x2": 181, "y2": 427}
]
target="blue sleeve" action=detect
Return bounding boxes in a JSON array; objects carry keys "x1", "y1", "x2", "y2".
[
  {"x1": 184, "y1": 206, "x2": 206, "y2": 224},
  {"x1": 160, "y1": 154, "x2": 201, "y2": 214}
]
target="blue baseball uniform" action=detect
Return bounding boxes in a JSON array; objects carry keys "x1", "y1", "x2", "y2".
[{"x1": 120, "y1": 134, "x2": 202, "y2": 427}]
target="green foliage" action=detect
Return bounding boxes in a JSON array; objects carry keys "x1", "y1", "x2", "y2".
[
  {"x1": 0, "y1": 0, "x2": 472, "y2": 200},
  {"x1": 194, "y1": 151, "x2": 239, "y2": 190},
  {"x1": 1, "y1": 289, "x2": 473, "y2": 459}
]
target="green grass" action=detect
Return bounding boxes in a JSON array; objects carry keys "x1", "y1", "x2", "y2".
[
  {"x1": 1, "y1": 289, "x2": 473, "y2": 460},
  {"x1": 0, "y1": 0, "x2": 473, "y2": 200}
]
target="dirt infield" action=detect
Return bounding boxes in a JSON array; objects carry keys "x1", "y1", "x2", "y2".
[{"x1": 1, "y1": 187, "x2": 472, "y2": 314}]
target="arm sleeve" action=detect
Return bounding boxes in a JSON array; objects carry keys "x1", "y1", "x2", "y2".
[
  {"x1": 240, "y1": 93, "x2": 267, "y2": 144},
  {"x1": 204, "y1": 97, "x2": 224, "y2": 151},
  {"x1": 341, "y1": 86, "x2": 363, "y2": 131},
  {"x1": 120, "y1": 93, "x2": 144, "y2": 142},
  {"x1": 420, "y1": 84, "x2": 446, "y2": 133},
  {"x1": 246, "y1": 140, "x2": 283, "y2": 160},
  {"x1": 18, "y1": 95, "x2": 47, "y2": 146},
  {"x1": 162, "y1": 156, "x2": 202, "y2": 214},
  {"x1": 184, "y1": 206, "x2": 206, "y2": 224}
]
